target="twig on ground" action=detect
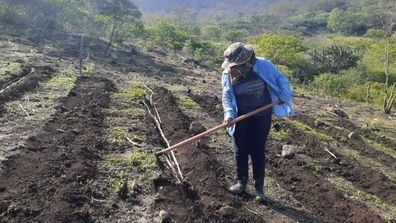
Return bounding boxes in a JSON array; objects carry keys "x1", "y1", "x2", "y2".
[
  {"x1": 122, "y1": 130, "x2": 142, "y2": 147},
  {"x1": 19, "y1": 104, "x2": 30, "y2": 118},
  {"x1": 143, "y1": 88, "x2": 184, "y2": 182},
  {"x1": 326, "y1": 111, "x2": 340, "y2": 118},
  {"x1": 243, "y1": 206, "x2": 261, "y2": 215},
  {"x1": 144, "y1": 85, "x2": 161, "y2": 123},
  {"x1": 324, "y1": 147, "x2": 337, "y2": 159},
  {"x1": 0, "y1": 68, "x2": 35, "y2": 94}
]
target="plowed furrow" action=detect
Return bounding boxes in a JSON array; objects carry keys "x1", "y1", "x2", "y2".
[
  {"x1": 0, "y1": 76, "x2": 115, "y2": 223},
  {"x1": 150, "y1": 87, "x2": 286, "y2": 223},
  {"x1": 0, "y1": 66, "x2": 54, "y2": 115},
  {"x1": 277, "y1": 118, "x2": 396, "y2": 205},
  {"x1": 330, "y1": 116, "x2": 396, "y2": 150},
  {"x1": 296, "y1": 114, "x2": 396, "y2": 170}
]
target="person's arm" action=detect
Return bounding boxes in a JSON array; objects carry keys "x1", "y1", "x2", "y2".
[
  {"x1": 270, "y1": 63, "x2": 293, "y2": 104},
  {"x1": 221, "y1": 73, "x2": 235, "y2": 122}
]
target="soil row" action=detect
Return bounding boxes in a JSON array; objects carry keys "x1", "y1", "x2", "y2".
[
  {"x1": 150, "y1": 87, "x2": 276, "y2": 223},
  {"x1": 327, "y1": 116, "x2": 396, "y2": 151},
  {"x1": 298, "y1": 113, "x2": 396, "y2": 169},
  {"x1": 290, "y1": 114, "x2": 396, "y2": 204},
  {"x1": 0, "y1": 76, "x2": 115, "y2": 223},
  {"x1": 0, "y1": 66, "x2": 54, "y2": 116}
]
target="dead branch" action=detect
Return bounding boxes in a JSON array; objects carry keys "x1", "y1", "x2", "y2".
[
  {"x1": 0, "y1": 68, "x2": 35, "y2": 94},
  {"x1": 19, "y1": 104, "x2": 30, "y2": 118},
  {"x1": 143, "y1": 98, "x2": 184, "y2": 182},
  {"x1": 144, "y1": 85, "x2": 161, "y2": 123},
  {"x1": 324, "y1": 147, "x2": 337, "y2": 159},
  {"x1": 243, "y1": 206, "x2": 261, "y2": 215},
  {"x1": 326, "y1": 111, "x2": 340, "y2": 118},
  {"x1": 122, "y1": 130, "x2": 143, "y2": 147},
  {"x1": 144, "y1": 87, "x2": 184, "y2": 181}
]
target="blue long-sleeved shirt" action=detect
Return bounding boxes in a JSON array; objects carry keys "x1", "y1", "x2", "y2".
[{"x1": 221, "y1": 57, "x2": 295, "y2": 135}]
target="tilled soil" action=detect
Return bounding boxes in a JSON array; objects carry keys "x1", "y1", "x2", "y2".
[
  {"x1": 0, "y1": 66, "x2": 54, "y2": 115},
  {"x1": 0, "y1": 37, "x2": 395, "y2": 223},
  {"x1": 0, "y1": 76, "x2": 115, "y2": 223},
  {"x1": 191, "y1": 92, "x2": 395, "y2": 223}
]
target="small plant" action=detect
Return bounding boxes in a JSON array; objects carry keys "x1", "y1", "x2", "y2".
[
  {"x1": 270, "y1": 129, "x2": 291, "y2": 141},
  {"x1": 107, "y1": 126, "x2": 128, "y2": 145},
  {"x1": 128, "y1": 151, "x2": 156, "y2": 172},
  {"x1": 114, "y1": 87, "x2": 147, "y2": 103},
  {"x1": 289, "y1": 120, "x2": 333, "y2": 142},
  {"x1": 83, "y1": 62, "x2": 95, "y2": 74},
  {"x1": 45, "y1": 74, "x2": 76, "y2": 91},
  {"x1": 304, "y1": 161, "x2": 322, "y2": 174},
  {"x1": 265, "y1": 177, "x2": 277, "y2": 186},
  {"x1": 177, "y1": 95, "x2": 199, "y2": 109},
  {"x1": 111, "y1": 180, "x2": 123, "y2": 190},
  {"x1": 23, "y1": 56, "x2": 30, "y2": 65}
]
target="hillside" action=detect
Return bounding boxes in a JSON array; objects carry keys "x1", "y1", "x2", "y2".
[
  {"x1": 0, "y1": 30, "x2": 395, "y2": 223},
  {"x1": 132, "y1": 0, "x2": 276, "y2": 14}
]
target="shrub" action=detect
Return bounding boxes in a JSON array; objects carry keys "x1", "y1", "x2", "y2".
[
  {"x1": 346, "y1": 82, "x2": 385, "y2": 106},
  {"x1": 309, "y1": 45, "x2": 359, "y2": 75},
  {"x1": 313, "y1": 73, "x2": 350, "y2": 96}
]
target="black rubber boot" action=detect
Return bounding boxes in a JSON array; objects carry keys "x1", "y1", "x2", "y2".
[{"x1": 254, "y1": 181, "x2": 266, "y2": 204}]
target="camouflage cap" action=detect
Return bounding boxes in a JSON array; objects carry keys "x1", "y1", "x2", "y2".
[{"x1": 221, "y1": 42, "x2": 254, "y2": 70}]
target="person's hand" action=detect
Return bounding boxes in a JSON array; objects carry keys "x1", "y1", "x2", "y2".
[
  {"x1": 223, "y1": 117, "x2": 234, "y2": 127},
  {"x1": 277, "y1": 100, "x2": 285, "y2": 105}
]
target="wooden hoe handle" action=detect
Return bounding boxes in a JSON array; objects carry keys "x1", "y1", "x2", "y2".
[{"x1": 155, "y1": 100, "x2": 280, "y2": 155}]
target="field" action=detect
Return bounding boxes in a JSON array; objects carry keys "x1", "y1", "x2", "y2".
[{"x1": 0, "y1": 34, "x2": 395, "y2": 223}]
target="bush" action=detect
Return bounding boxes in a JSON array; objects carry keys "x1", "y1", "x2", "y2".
[
  {"x1": 313, "y1": 73, "x2": 351, "y2": 96},
  {"x1": 346, "y1": 82, "x2": 385, "y2": 106},
  {"x1": 249, "y1": 33, "x2": 307, "y2": 68},
  {"x1": 309, "y1": 45, "x2": 359, "y2": 75},
  {"x1": 290, "y1": 11, "x2": 329, "y2": 35}
]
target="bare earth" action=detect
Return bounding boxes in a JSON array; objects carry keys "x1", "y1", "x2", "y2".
[{"x1": 0, "y1": 34, "x2": 395, "y2": 223}]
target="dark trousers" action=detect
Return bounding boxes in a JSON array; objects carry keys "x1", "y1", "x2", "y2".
[{"x1": 231, "y1": 114, "x2": 272, "y2": 186}]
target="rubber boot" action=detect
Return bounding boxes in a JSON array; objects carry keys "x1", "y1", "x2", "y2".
[
  {"x1": 255, "y1": 181, "x2": 266, "y2": 204},
  {"x1": 229, "y1": 181, "x2": 246, "y2": 195}
]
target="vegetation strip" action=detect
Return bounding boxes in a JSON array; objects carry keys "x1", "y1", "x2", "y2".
[
  {"x1": 288, "y1": 119, "x2": 396, "y2": 183},
  {"x1": 320, "y1": 119, "x2": 396, "y2": 160},
  {"x1": 300, "y1": 155, "x2": 396, "y2": 221},
  {"x1": 0, "y1": 71, "x2": 76, "y2": 160},
  {"x1": 361, "y1": 137, "x2": 396, "y2": 159},
  {"x1": 326, "y1": 174, "x2": 396, "y2": 221}
]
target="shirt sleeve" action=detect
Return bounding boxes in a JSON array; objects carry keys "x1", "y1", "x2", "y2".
[
  {"x1": 268, "y1": 61, "x2": 293, "y2": 103},
  {"x1": 221, "y1": 73, "x2": 235, "y2": 119}
]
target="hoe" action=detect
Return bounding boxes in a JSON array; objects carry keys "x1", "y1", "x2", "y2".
[{"x1": 155, "y1": 100, "x2": 281, "y2": 174}]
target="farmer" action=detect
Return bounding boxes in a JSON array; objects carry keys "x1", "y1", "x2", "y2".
[{"x1": 221, "y1": 42, "x2": 294, "y2": 203}]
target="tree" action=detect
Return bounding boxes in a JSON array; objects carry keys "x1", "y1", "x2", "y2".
[
  {"x1": 146, "y1": 21, "x2": 190, "y2": 50},
  {"x1": 313, "y1": 73, "x2": 350, "y2": 96},
  {"x1": 244, "y1": 14, "x2": 282, "y2": 35},
  {"x1": 306, "y1": 0, "x2": 347, "y2": 12},
  {"x1": 290, "y1": 11, "x2": 329, "y2": 35},
  {"x1": 249, "y1": 33, "x2": 307, "y2": 68},
  {"x1": 327, "y1": 8, "x2": 367, "y2": 35},
  {"x1": 249, "y1": 33, "x2": 310, "y2": 83},
  {"x1": 93, "y1": 0, "x2": 142, "y2": 54},
  {"x1": 309, "y1": 45, "x2": 359, "y2": 74}
]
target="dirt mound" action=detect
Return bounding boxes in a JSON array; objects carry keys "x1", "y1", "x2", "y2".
[
  {"x1": 0, "y1": 66, "x2": 54, "y2": 115},
  {"x1": 0, "y1": 76, "x2": 115, "y2": 223}
]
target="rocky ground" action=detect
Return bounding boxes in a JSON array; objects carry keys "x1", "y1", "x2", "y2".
[{"x1": 0, "y1": 33, "x2": 395, "y2": 223}]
